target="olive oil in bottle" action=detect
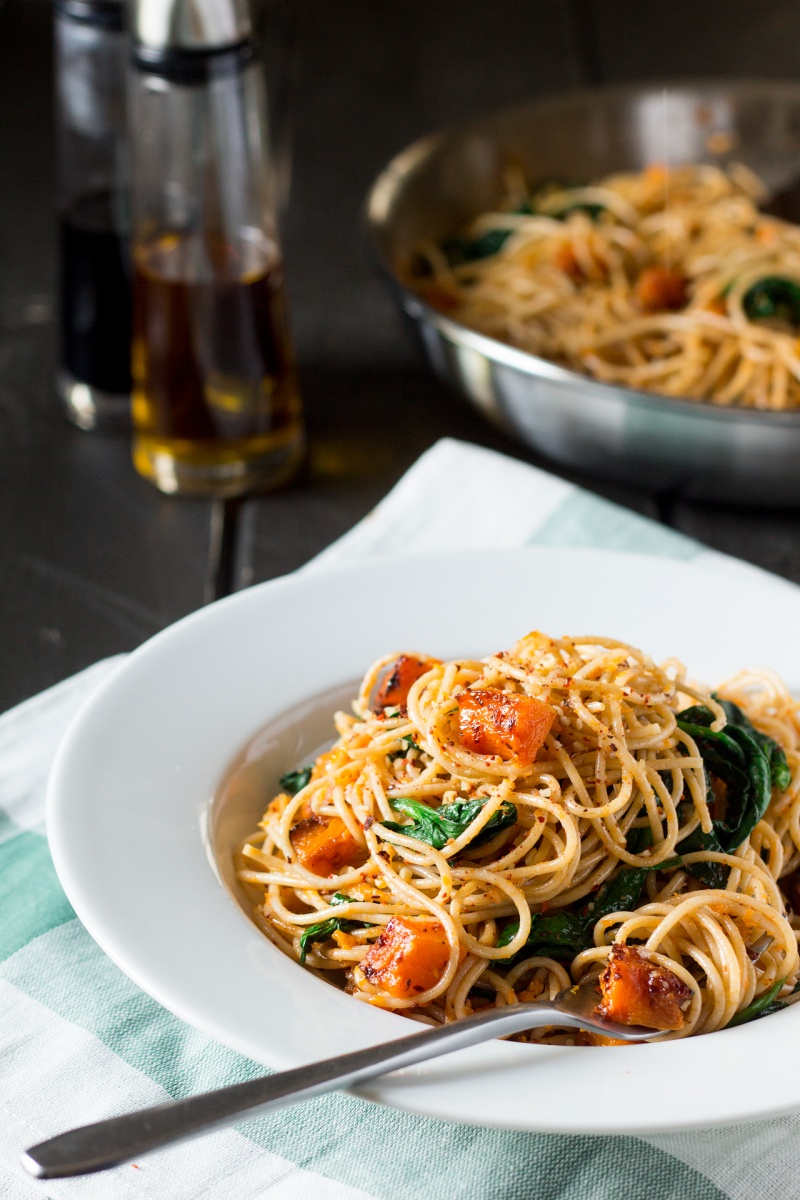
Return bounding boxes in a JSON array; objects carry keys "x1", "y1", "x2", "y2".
[{"x1": 131, "y1": 233, "x2": 302, "y2": 494}]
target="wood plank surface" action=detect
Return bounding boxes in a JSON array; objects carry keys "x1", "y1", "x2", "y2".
[
  {"x1": 0, "y1": 0, "x2": 213, "y2": 710},
  {"x1": 671, "y1": 503, "x2": 800, "y2": 584},
  {"x1": 5, "y1": 0, "x2": 800, "y2": 716}
]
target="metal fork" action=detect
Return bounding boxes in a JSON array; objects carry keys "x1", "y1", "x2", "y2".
[{"x1": 21, "y1": 977, "x2": 663, "y2": 1180}]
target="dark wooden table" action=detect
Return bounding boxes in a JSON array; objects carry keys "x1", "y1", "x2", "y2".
[{"x1": 2, "y1": 0, "x2": 799, "y2": 712}]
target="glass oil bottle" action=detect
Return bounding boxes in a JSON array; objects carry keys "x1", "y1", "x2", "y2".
[{"x1": 130, "y1": 0, "x2": 304, "y2": 496}]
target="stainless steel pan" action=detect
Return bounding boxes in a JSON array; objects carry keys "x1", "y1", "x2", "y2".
[{"x1": 366, "y1": 81, "x2": 800, "y2": 503}]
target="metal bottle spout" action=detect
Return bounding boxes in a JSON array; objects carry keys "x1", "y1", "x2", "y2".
[{"x1": 133, "y1": 0, "x2": 252, "y2": 52}]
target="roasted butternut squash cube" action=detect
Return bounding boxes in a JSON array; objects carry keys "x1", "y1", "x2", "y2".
[
  {"x1": 554, "y1": 242, "x2": 583, "y2": 281},
  {"x1": 374, "y1": 655, "x2": 437, "y2": 715},
  {"x1": 289, "y1": 815, "x2": 364, "y2": 876},
  {"x1": 361, "y1": 916, "x2": 449, "y2": 999},
  {"x1": 457, "y1": 688, "x2": 554, "y2": 765},
  {"x1": 635, "y1": 266, "x2": 688, "y2": 312},
  {"x1": 266, "y1": 791, "x2": 291, "y2": 818},
  {"x1": 596, "y1": 944, "x2": 690, "y2": 1030},
  {"x1": 310, "y1": 746, "x2": 349, "y2": 781}
]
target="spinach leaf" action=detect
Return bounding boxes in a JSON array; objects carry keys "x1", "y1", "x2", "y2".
[
  {"x1": 626, "y1": 824, "x2": 653, "y2": 855},
  {"x1": 624, "y1": 823, "x2": 682, "y2": 870},
  {"x1": 528, "y1": 180, "x2": 605, "y2": 221},
  {"x1": 677, "y1": 704, "x2": 773, "y2": 853},
  {"x1": 388, "y1": 735, "x2": 421, "y2": 762},
  {"x1": 675, "y1": 825, "x2": 729, "y2": 889},
  {"x1": 743, "y1": 276, "x2": 800, "y2": 328},
  {"x1": 299, "y1": 894, "x2": 364, "y2": 964},
  {"x1": 727, "y1": 977, "x2": 787, "y2": 1027},
  {"x1": 496, "y1": 866, "x2": 647, "y2": 964},
  {"x1": 442, "y1": 202, "x2": 540, "y2": 265},
  {"x1": 442, "y1": 228, "x2": 512, "y2": 264},
  {"x1": 675, "y1": 698, "x2": 789, "y2": 885},
  {"x1": 279, "y1": 766, "x2": 312, "y2": 796},
  {"x1": 715, "y1": 697, "x2": 792, "y2": 792},
  {"x1": 583, "y1": 866, "x2": 648, "y2": 922},
  {"x1": 546, "y1": 200, "x2": 606, "y2": 221},
  {"x1": 383, "y1": 795, "x2": 517, "y2": 851},
  {"x1": 495, "y1": 910, "x2": 589, "y2": 961}
]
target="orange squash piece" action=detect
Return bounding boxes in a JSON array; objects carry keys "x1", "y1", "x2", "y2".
[
  {"x1": 596, "y1": 944, "x2": 691, "y2": 1030},
  {"x1": 554, "y1": 242, "x2": 584, "y2": 281},
  {"x1": 706, "y1": 296, "x2": 727, "y2": 316},
  {"x1": 310, "y1": 746, "x2": 348, "y2": 781},
  {"x1": 373, "y1": 655, "x2": 437, "y2": 715},
  {"x1": 289, "y1": 815, "x2": 365, "y2": 876},
  {"x1": 361, "y1": 916, "x2": 449, "y2": 999},
  {"x1": 456, "y1": 688, "x2": 555, "y2": 765},
  {"x1": 635, "y1": 266, "x2": 688, "y2": 312}
]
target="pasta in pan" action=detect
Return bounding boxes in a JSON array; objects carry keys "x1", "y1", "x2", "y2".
[
  {"x1": 237, "y1": 632, "x2": 800, "y2": 1042},
  {"x1": 409, "y1": 163, "x2": 800, "y2": 411}
]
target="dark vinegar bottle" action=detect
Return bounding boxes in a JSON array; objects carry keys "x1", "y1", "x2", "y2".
[{"x1": 55, "y1": 0, "x2": 131, "y2": 431}]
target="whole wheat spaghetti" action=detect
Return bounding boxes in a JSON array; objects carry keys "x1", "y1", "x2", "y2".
[
  {"x1": 409, "y1": 163, "x2": 800, "y2": 411},
  {"x1": 237, "y1": 632, "x2": 800, "y2": 1042}
]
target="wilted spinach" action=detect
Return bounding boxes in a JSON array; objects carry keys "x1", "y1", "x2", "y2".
[
  {"x1": 442, "y1": 202, "x2": 543, "y2": 264},
  {"x1": 442, "y1": 228, "x2": 513, "y2": 264},
  {"x1": 742, "y1": 276, "x2": 800, "y2": 328},
  {"x1": 674, "y1": 697, "x2": 789, "y2": 887},
  {"x1": 677, "y1": 699, "x2": 787, "y2": 842},
  {"x1": 626, "y1": 823, "x2": 682, "y2": 869},
  {"x1": 299, "y1": 893, "x2": 366, "y2": 964},
  {"x1": 674, "y1": 825, "x2": 729, "y2": 889},
  {"x1": 383, "y1": 795, "x2": 517, "y2": 851},
  {"x1": 544, "y1": 199, "x2": 606, "y2": 221},
  {"x1": 529, "y1": 179, "x2": 606, "y2": 221},
  {"x1": 388, "y1": 734, "x2": 420, "y2": 762},
  {"x1": 727, "y1": 977, "x2": 787, "y2": 1027},
  {"x1": 495, "y1": 866, "x2": 647, "y2": 964},
  {"x1": 279, "y1": 766, "x2": 313, "y2": 796},
  {"x1": 716, "y1": 698, "x2": 792, "y2": 792}
]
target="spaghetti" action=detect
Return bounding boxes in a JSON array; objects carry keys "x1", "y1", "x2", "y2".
[
  {"x1": 237, "y1": 632, "x2": 800, "y2": 1041},
  {"x1": 410, "y1": 163, "x2": 800, "y2": 410}
]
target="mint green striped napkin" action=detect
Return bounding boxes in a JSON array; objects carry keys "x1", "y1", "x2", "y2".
[{"x1": 2, "y1": 438, "x2": 798, "y2": 1200}]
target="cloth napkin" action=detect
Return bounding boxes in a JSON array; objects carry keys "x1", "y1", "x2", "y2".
[{"x1": 2, "y1": 437, "x2": 798, "y2": 1200}]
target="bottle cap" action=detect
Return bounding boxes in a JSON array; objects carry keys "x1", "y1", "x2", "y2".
[
  {"x1": 133, "y1": 0, "x2": 251, "y2": 54},
  {"x1": 56, "y1": 0, "x2": 125, "y2": 29}
]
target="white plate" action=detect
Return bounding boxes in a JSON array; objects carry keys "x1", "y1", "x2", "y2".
[{"x1": 47, "y1": 548, "x2": 800, "y2": 1134}]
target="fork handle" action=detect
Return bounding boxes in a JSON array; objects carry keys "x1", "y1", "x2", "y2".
[{"x1": 22, "y1": 1002, "x2": 565, "y2": 1179}]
